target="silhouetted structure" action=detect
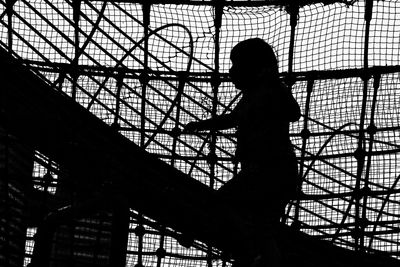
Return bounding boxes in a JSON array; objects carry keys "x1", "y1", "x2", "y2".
[
  {"x1": 184, "y1": 38, "x2": 301, "y2": 266},
  {"x1": 1, "y1": 1, "x2": 400, "y2": 267}
]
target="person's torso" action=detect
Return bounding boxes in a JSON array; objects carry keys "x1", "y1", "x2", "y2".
[{"x1": 235, "y1": 88, "x2": 292, "y2": 164}]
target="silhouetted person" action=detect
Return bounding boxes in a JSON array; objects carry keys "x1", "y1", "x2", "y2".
[{"x1": 184, "y1": 38, "x2": 300, "y2": 267}]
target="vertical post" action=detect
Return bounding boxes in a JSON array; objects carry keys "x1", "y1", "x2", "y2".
[
  {"x1": 292, "y1": 79, "x2": 313, "y2": 227},
  {"x1": 134, "y1": 214, "x2": 145, "y2": 267},
  {"x1": 299, "y1": 79, "x2": 313, "y2": 182},
  {"x1": 171, "y1": 72, "x2": 186, "y2": 167},
  {"x1": 209, "y1": 0, "x2": 223, "y2": 191},
  {"x1": 72, "y1": 0, "x2": 81, "y2": 101},
  {"x1": 5, "y1": 0, "x2": 14, "y2": 54},
  {"x1": 362, "y1": 72, "x2": 380, "y2": 253},
  {"x1": 287, "y1": 2, "x2": 299, "y2": 77},
  {"x1": 287, "y1": 2, "x2": 300, "y2": 228},
  {"x1": 206, "y1": 2, "x2": 224, "y2": 266},
  {"x1": 354, "y1": 0, "x2": 373, "y2": 252},
  {"x1": 110, "y1": 197, "x2": 130, "y2": 267},
  {"x1": 155, "y1": 227, "x2": 166, "y2": 267},
  {"x1": 140, "y1": 3, "x2": 151, "y2": 148},
  {"x1": 112, "y1": 71, "x2": 124, "y2": 130}
]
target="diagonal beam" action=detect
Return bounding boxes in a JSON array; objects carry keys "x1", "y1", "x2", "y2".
[{"x1": 0, "y1": 47, "x2": 399, "y2": 267}]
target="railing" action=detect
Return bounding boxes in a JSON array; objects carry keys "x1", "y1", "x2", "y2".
[{"x1": 1, "y1": 0, "x2": 400, "y2": 261}]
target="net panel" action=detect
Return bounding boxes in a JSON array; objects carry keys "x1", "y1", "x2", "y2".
[
  {"x1": 295, "y1": 2, "x2": 366, "y2": 71},
  {"x1": 0, "y1": 0, "x2": 399, "y2": 264}
]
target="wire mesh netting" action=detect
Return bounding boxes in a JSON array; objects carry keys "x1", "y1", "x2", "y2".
[{"x1": 0, "y1": 0, "x2": 400, "y2": 266}]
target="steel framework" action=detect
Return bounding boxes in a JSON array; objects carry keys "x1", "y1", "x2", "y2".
[{"x1": 0, "y1": 0, "x2": 400, "y2": 266}]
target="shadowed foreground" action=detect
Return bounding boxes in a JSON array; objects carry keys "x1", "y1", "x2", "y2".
[{"x1": 0, "y1": 48, "x2": 399, "y2": 267}]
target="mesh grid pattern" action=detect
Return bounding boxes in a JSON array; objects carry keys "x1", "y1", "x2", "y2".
[
  {"x1": 221, "y1": 5, "x2": 290, "y2": 73},
  {"x1": 1, "y1": 0, "x2": 400, "y2": 264},
  {"x1": 126, "y1": 211, "x2": 219, "y2": 267},
  {"x1": 295, "y1": 2, "x2": 366, "y2": 71}
]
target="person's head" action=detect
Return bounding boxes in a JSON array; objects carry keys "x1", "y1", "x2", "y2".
[{"x1": 229, "y1": 38, "x2": 279, "y2": 92}]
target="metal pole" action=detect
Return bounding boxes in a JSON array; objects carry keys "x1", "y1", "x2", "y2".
[
  {"x1": 110, "y1": 197, "x2": 130, "y2": 267},
  {"x1": 72, "y1": 0, "x2": 82, "y2": 101},
  {"x1": 206, "y1": 2, "x2": 224, "y2": 267},
  {"x1": 287, "y1": 2, "x2": 300, "y2": 228},
  {"x1": 135, "y1": 214, "x2": 145, "y2": 267},
  {"x1": 363, "y1": 72, "x2": 380, "y2": 253},
  {"x1": 6, "y1": 0, "x2": 14, "y2": 54},
  {"x1": 209, "y1": 0, "x2": 223, "y2": 190},
  {"x1": 112, "y1": 71, "x2": 124, "y2": 129},
  {"x1": 293, "y1": 79, "x2": 313, "y2": 227},
  {"x1": 171, "y1": 73, "x2": 185, "y2": 167},
  {"x1": 287, "y1": 3, "x2": 299, "y2": 77},
  {"x1": 140, "y1": 3, "x2": 151, "y2": 148},
  {"x1": 354, "y1": 0, "x2": 373, "y2": 252}
]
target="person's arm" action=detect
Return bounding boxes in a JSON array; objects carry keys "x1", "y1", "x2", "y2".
[
  {"x1": 183, "y1": 100, "x2": 241, "y2": 133},
  {"x1": 183, "y1": 112, "x2": 237, "y2": 133}
]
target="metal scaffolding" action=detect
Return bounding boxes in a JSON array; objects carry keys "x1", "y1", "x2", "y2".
[{"x1": 1, "y1": 0, "x2": 400, "y2": 266}]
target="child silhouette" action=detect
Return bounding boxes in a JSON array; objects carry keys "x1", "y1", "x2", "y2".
[{"x1": 184, "y1": 38, "x2": 300, "y2": 267}]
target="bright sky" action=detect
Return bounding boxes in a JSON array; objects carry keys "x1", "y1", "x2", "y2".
[{"x1": 1, "y1": 0, "x2": 400, "y2": 264}]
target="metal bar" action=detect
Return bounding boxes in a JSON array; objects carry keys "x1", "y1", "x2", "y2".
[
  {"x1": 88, "y1": 0, "x2": 356, "y2": 8},
  {"x1": 140, "y1": 3, "x2": 150, "y2": 147},
  {"x1": 363, "y1": 72, "x2": 380, "y2": 252},
  {"x1": 368, "y1": 173, "x2": 400, "y2": 250},
  {"x1": 72, "y1": 0, "x2": 81, "y2": 100},
  {"x1": 18, "y1": 58, "x2": 400, "y2": 81},
  {"x1": 292, "y1": 79, "x2": 314, "y2": 227},
  {"x1": 7, "y1": 2, "x2": 72, "y2": 62},
  {"x1": 170, "y1": 74, "x2": 185, "y2": 166},
  {"x1": 286, "y1": 1, "x2": 299, "y2": 228},
  {"x1": 136, "y1": 214, "x2": 145, "y2": 267},
  {"x1": 354, "y1": 0, "x2": 373, "y2": 251},
  {"x1": 83, "y1": 3, "x2": 211, "y2": 111},
  {"x1": 110, "y1": 198, "x2": 130, "y2": 267},
  {"x1": 43, "y1": 0, "x2": 110, "y2": 66},
  {"x1": 206, "y1": 2, "x2": 223, "y2": 265},
  {"x1": 5, "y1": 0, "x2": 14, "y2": 53},
  {"x1": 209, "y1": 0, "x2": 223, "y2": 190},
  {"x1": 288, "y1": 4, "x2": 298, "y2": 74},
  {"x1": 113, "y1": 72, "x2": 124, "y2": 128},
  {"x1": 111, "y1": 2, "x2": 214, "y2": 72}
]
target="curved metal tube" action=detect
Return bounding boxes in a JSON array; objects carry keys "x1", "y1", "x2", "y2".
[
  {"x1": 72, "y1": 0, "x2": 108, "y2": 65},
  {"x1": 286, "y1": 120, "x2": 361, "y2": 238},
  {"x1": 87, "y1": 23, "x2": 194, "y2": 110},
  {"x1": 367, "y1": 173, "x2": 400, "y2": 251}
]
